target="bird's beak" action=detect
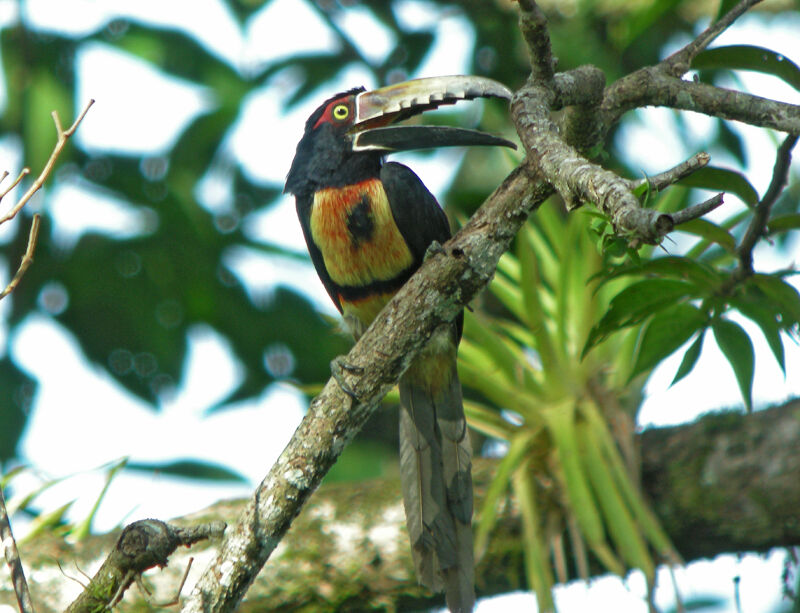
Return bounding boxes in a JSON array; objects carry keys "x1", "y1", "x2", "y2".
[{"x1": 350, "y1": 75, "x2": 517, "y2": 153}]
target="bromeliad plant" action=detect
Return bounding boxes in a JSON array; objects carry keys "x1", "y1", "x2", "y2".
[
  {"x1": 459, "y1": 199, "x2": 677, "y2": 610},
  {"x1": 459, "y1": 159, "x2": 800, "y2": 608}
]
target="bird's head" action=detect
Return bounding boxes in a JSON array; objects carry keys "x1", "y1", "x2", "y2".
[{"x1": 285, "y1": 75, "x2": 516, "y2": 197}]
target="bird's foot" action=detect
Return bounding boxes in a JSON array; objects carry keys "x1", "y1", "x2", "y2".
[
  {"x1": 330, "y1": 356, "x2": 363, "y2": 401},
  {"x1": 423, "y1": 240, "x2": 445, "y2": 262}
]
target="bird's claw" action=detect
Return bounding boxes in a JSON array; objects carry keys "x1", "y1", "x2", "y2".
[{"x1": 331, "y1": 356, "x2": 363, "y2": 401}]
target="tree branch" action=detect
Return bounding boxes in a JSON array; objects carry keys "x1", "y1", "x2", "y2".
[
  {"x1": 738, "y1": 134, "x2": 799, "y2": 273},
  {"x1": 625, "y1": 152, "x2": 711, "y2": 193},
  {"x1": 601, "y1": 73, "x2": 800, "y2": 136},
  {"x1": 0, "y1": 485, "x2": 33, "y2": 613},
  {"x1": 65, "y1": 519, "x2": 224, "y2": 613},
  {"x1": 0, "y1": 100, "x2": 94, "y2": 301},
  {"x1": 599, "y1": 0, "x2": 799, "y2": 136},
  {"x1": 0, "y1": 100, "x2": 94, "y2": 226}
]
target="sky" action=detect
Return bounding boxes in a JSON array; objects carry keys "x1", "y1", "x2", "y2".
[{"x1": 1, "y1": 1, "x2": 799, "y2": 612}]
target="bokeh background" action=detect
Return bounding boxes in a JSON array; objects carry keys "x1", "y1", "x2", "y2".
[{"x1": 1, "y1": 0, "x2": 799, "y2": 611}]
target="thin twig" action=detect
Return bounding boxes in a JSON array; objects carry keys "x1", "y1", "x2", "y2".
[
  {"x1": 0, "y1": 485, "x2": 35, "y2": 613},
  {"x1": 0, "y1": 169, "x2": 30, "y2": 204},
  {"x1": 0, "y1": 99, "x2": 94, "y2": 302},
  {"x1": 0, "y1": 215, "x2": 42, "y2": 300},
  {"x1": 152, "y1": 557, "x2": 194, "y2": 607},
  {"x1": 627, "y1": 152, "x2": 711, "y2": 193},
  {"x1": 671, "y1": 193, "x2": 725, "y2": 226},
  {"x1": 663, "y1": 0, "x2": 764, "y2": 75},
  {"x1": 738, "y1": 134, "x2": 799, "y2": 272},
  {"x1": 0, "y1": 99, "x2": 94, "y2": 225}
]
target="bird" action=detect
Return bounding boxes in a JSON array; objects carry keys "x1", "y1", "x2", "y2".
[{"x1": 284, "y1": 75, "x2": 515, "y2": 613}]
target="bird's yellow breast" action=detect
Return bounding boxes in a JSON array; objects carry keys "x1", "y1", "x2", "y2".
[{"x1": 309, "y1": 179, "x2": 414, "y2": 288}]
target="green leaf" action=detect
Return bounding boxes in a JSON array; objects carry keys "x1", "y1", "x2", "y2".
[
  {"x1": 671, "y1": 330, "x2": 705, "y2": 386},
  {"x1": 768, "y1": 213, "x2": 800, "y2": 234},
  {"x1": 463, "y1": 311, "x2": 527, "y2": 385},
  {"x1": 675, "y1": 219, "x2": 736, "y2": 252},
  {"x1": 715, "y1": 117, "x2": 748, "y2": 166},
  {"x1": 629, "y1": 304, "x2": 707, "y2": 382},
  {"x1": 733, "y1": 295, "x2": 786, "y2": 373},
  {"x1": 597, "y1": 256, "x2": 719, "y2": 288},
  {"x1": 0, "y1": 358, "x2": 34, "y2": 463},
  {"x1": 125, "y1": 459, "x2": 248, "y2": 483},
  {"x1": 476, "y1": 433, "x2": 533, "y2": 557},
  {"x1": 715, "y1": 0, "x2": 740, "y2": 21},
  {"x1": 71, "y1": 458, "x2": 129, "y2": 541},
  {"x1": 712, "y1": 318, "x2": 755, "y2": 411},
  {"x1": 693, "y1": 45, "x2": 800, "y2": 92},
  {"x1": 323, "y1": 441, "x2": 394, "y2": 484},
  {"x1": 750, "y1": 274, "x2": 800, "y2": 326},
  {"x1": 678, "y1": 167, "x2": 759, "y2": 207},
  {"x1": 512, "y1": 464, "x2": 556, "y2": 613},
  {"x1": 584, "y1": 279, "x2": 698, "y2": 355}
]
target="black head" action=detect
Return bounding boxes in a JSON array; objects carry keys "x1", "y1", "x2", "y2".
[
  {"x1": 284, "y1": 87, "x2": 381, "y2": 198},
  {"x1": 284, "y1": 76, "x2": 517, "y2": 198}
]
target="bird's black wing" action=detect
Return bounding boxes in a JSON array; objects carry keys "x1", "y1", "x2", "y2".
[{"x1": 380, "y1": 161, "x2": 452, "y2": 267}]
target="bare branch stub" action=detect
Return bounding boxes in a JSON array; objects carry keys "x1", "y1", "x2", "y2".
[
  {"x1": 626, "y1": 152, "x2": 711, "y2": 193},
  {"x1": 671, "y1": 193, "x2": 725, "y2": 226},
  {"x1": 66, "y1": 518, "x2": 225, "y2": 613}
]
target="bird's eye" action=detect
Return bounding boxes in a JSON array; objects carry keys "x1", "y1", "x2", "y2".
[{"x1": 332, "y1": 104, "x2": 350, "y2": 121}]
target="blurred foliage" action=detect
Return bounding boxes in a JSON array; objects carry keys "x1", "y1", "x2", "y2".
[
  {"x1": 2, "y1": 0, "x2": 800, "y2": 606},
  {"x1": 0, "y1": 0, "x2": 748, "y2": 456}
]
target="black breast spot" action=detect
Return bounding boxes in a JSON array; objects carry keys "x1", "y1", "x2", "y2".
[{"x1": 346, "y1": 195, "x2": 375, "y2": 246}]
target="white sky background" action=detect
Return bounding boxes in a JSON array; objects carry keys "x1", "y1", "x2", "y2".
[{"x1": 0, "y1": 1, "x2": 799, "y2": 611}]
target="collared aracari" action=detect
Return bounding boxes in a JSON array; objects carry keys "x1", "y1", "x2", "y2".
[{"x1": 285, "y1": 75, "x2": 514, "y2": 613}]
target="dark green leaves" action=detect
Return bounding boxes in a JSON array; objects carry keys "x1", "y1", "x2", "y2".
[
  {"x1": 585, "y1": 279, "x2": 698, "y2": 355},
  {"x1": 693, "y1": 45, "x2": 800, "y2": 92},
  {"x1": 678, "y1": 167, "x2": 758, "y2": 207},
  {"x1": 712, "y1": 318, "x2": 755, "y2": 412},
  {"x1": 675, "y1": 219, "x2": 735, "y2": 252},
  {"x1": 126, "y1": 459, "x2": 248, "y2": 483},
  {"x1": 671, "y1": 331, "x2": 704, "y2": 386},
  {"x1": 629, "y1": 304, "x2": 707, "y2": 382},
  {"x1": 0, "y1": 358, "x2": 35, "y2": 461},
  {"x1": 751, "y1": 274, "x2": 800, "y2": 326}
]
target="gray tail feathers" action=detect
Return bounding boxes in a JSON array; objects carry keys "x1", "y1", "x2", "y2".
[{"x1": 399, "y1": 355, "x2": 474, "y2": 613}]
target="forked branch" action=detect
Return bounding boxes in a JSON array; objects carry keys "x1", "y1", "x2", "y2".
[{"x1": 0, "y1": 99, "x2": 94, "y2": 300}]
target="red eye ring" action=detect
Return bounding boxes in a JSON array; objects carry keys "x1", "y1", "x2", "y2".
[{"x1": 313, "y1": 98, "x2": 353, "y2": 129}]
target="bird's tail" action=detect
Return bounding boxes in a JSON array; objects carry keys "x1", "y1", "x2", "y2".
[{"x1": 399, "y1": 335, "x2": 474, "y2": 613}]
